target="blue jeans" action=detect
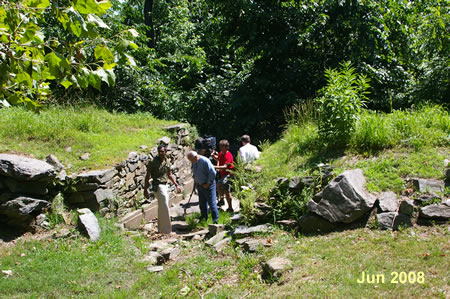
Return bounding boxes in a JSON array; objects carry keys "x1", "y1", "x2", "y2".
[{"x1": 197, "y1": 181, "x2": 219, "y2": 223}]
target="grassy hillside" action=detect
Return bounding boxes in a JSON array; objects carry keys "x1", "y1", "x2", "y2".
[{"x1": 0, "y1": 107, "x2": 177, "y2": 172}]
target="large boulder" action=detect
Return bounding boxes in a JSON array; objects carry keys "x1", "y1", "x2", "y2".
[
  {"x1": 0, "y1": 195, "x2": 50, "y2": 227},
  {"x1": 419, "y1": 203, "x2": 450, "y2": 220},
  {"x1": 307, "y1": 169, "x2": 376, "y2": 223},
  {"x1": 3, "y1": 177, "x2": 49, "y2": 196},
  {"x1": 0, "y1": 154, "x2": 55, "y2": 181}
]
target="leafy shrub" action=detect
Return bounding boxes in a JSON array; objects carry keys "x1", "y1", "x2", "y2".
[{"x1": 317, "y1": 62, "x2": 370, "y2": 146}]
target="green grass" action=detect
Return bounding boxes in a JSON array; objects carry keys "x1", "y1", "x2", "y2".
[
  {"x1": 1, "y1": 220, "x2": 448, "y2": 298},
  {"x1": 0, "y1": 106, "x2": 176, "y2": 172}
]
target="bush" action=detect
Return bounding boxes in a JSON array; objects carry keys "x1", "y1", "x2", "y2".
[{"x1": 317, "y1": 62, "x2": 370, "y2": 146}]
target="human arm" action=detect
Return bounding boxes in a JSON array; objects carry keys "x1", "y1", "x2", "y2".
[
  {"x1": 201, "y1": 159, "x2": 216, "y2": 189},
  {"x1": 168, "y1": 170, "x2": 182, "y2": 193}
]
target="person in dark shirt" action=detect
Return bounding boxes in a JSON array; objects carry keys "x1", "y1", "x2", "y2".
[{"x1": 144, "y1": 145, "x2": 181, "y2": 234}]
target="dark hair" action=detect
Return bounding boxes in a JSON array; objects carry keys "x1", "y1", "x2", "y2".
[
  {"x1": 157, "y1": 144, "x2": 167, "y2": 152},
  {"x1": 241, "y1": 135, "x2": 251, "y2": 143},
  {"x1": 219, "y1": 139, "x2": 230, "y2": 149}
]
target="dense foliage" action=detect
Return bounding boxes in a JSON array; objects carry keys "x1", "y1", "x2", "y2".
[{"x1": 1, "y1": 0, "x2": 448, "y2": 142}]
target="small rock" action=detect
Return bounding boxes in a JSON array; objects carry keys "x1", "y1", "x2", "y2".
[
  {"x1": 45, "y1": 154, "x2": 64, "y2": 171},
  {"x1": 262, "y1": 257, "x2": 292, "y2": 279},
  {"x1": 242, "y1": 239, "x2": 263, "y2": 253},
  {"x1": 376, "y1": 212, "x2": 412, "y2": 230},
  {"x1": 147, "y1": 266, "x2": 163, "y2": 273},
  {"x1": 233, "y1": 224, "x2": 271, "y2": 238},
  {"x1": 53, "y1": 228, "x2": 71, "y2": 239},
  {"x1": 192, "y1": 235, "x2": 204, "y2": 241},
  {"x1": 444, "y1": 159, "x2": 449, "y2": 167},
  {"x1": 77, "y1": 208, "x2": 101, "y2": 241},
  {"x1": 230, "y1": 214, "x2": 242, "y2": 224},
  {"x1": 65, "y1": 146, "x2": 72, "y2": 152},
  {"x1": 213, "y1": 237, "x2": 231, "y2": 252},
  {"x1": 208, "y1": 224, "x2": 225, "y2": 236},
  {"x1": 80, "y1": 153, "x2": 90, "y2": 161},
  {"x1": 142, "y1": 251, "x2": 164, "y2": 265},
  {"x1": 180, "y1": 229, "x2": 209, "y2": 240},
  {"x1": 160, "y1": 247, "x2": 181, "y2": 261},
  {"x1": 276, "y1": 220, "x2": 297, "y2": 227},
  {"x1": 399, "y1": 200, "x2": 415, "y2": 216},
  {"x1": 35, "y1": 214, "x2": 47, "y2": 226},
  {"x1": 158, "y1": 136, "x2": 171, "y2": 145},
  {"x1": 378, "y1": 191, "x2": 398, "y2": 212},
  {"x1": 205, "y1": 231, "x2": 227, "y2": 246},
  {"x1": 142, "y1": 223, "x2": 154, "y2": 232},
  {"x1": 139, "y1": 145, "x2": 148, "y2": 150},
  {"x1": 127, "y1": 152, "x2": 139, "y2": 163},
  {"x1": 148, "y1": 241, "x2": 173, "y2": 251}
]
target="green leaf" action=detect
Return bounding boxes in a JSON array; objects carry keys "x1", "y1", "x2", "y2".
[
  {"x1": 94, "y1": 67, "x2": 109, "y2": 85},
  {"x1": 69, "y1": 21, "x2": 82, "y2": 37},
  {"x1": 94, "y1": 45, "x2": 114, "y2": 64},
  {"x1": 25, "y1": 0, "x2": 50, "y2": 9},
  {"x1": 17, "y1": 72, "x2": 33, "y2": 88},
  {"x1": 74, "y1": 0, "x2": 111, "y2": 15},
  {"x1": 124, "y1": 53, "x2": 136, "y2": 67},
  {"x1": 105, "y1": 68, "x2": 115, "y2": 86},
  {"x1": 87, "y1": 14, "x2": 109, "y2": 29},
  {"x1": 60, "y1": 79, "x2": 73, "y2": 89},
  {"x1": 88, "y1": 71, "x2": 101, "y2": 91},
  {"x1": 127, "y1": 29, "x2": 139, "y2": 38}
]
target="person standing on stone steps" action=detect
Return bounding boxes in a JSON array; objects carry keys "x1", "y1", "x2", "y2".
[
  {"x1": 213, "y1": 140, "x2": 235, "y2": 212},
  {"x1": 187, "y1": 150, "x2": 219, "y2": 224},
  {"x1": 144, "y1": 145, "x2": 182, "y2": 234}
]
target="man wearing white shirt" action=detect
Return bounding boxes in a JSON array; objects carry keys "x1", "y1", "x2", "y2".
[{"x1": 238, "y1": 135, "x2": 260, "y2": 163}]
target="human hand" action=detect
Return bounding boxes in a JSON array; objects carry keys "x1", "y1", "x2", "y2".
[{"x1": 176, "y1": 186, "x2": 182, "y2": 193}]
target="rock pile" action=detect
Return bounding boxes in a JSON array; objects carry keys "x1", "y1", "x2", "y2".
[
  {"x1": 0, "y1": 154, "x2": 56, "y2": 228},
  {"x1": 298, "y1": 169, "x2": 449, "y2": 234}
]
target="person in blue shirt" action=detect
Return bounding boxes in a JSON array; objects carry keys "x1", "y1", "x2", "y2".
[{"x1": 187, "y1": 150, "x2": 219, "y2": 224}]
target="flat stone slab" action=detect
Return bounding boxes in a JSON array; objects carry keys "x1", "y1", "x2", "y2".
[
  {"x1": 413, "y1": 178, "x2": 445, "y2": 194},
  {"x1": 160, "y1": 247, "x2": 180, "y2": 262},
  {"x1": 233, "y1": 224, "x2": 271, "y2": 238},
  {"x1": 0, "y1": 154, "x2": 55, "y2": 181},
  {"x1": 147, "y1": 266, "x2": 163, "y2": 273},
  {"x1": 213, "y1": 237, "x2": 231, "y2": 252},
  {"x1": 262, "y1": 257, "x2": 292, "y2": 279},
  {"x1": 420, "y1": 204, "x2": 450, "y2": 219},
  {"x1": 78, "y1": 208, "x2": 101, "y2": 241},
  {"x1": 77, "y1": 169, "x2": 117, "y2": 184},
  {"x1": 147, "y1": 240, "x2": 174, "y2": 252},
  {"x1": 180, "y1": 229, "x2": 209, "y2": 240},
  {"x1": 205, "y1": 231, "x2": 227, "y2": 246},
  {"x1": 242, "y1": 239, "x2": 272, "y2": 253}
]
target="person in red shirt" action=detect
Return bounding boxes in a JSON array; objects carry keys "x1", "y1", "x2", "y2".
[{"x1": 214, "y1": 139, "x2": 235, "y2": 212}]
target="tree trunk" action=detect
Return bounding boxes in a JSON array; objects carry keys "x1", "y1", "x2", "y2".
[{"x1": 144, "y1": 0, "x2": 155, "y2": 48}]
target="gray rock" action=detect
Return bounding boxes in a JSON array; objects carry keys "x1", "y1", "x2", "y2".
[
  {"x1": 142, "y1": 223, "x2": 155, "y2": 232},
  {"x1": 242, "y1": 239, "x2": 271, "y2": 253},
  {"x1": 77, "y1": 208, "x2": 101, "y2": 241},
  {"x1": 160, "y1": 247, "x2": 180, "y2": 262},
  {"x1": 74, "y1": 182, "x2": 100, "y2": 192},
  {"x1": 142, "y1": 251, "x2": 164, "y2": 265},
  {"x1": 158, "y1": 136, "x2": 171, "y2": 145},
  {"x1": 289, "y1": 176, "x2": 316, "y2": 194},
  {"x1": 192, "y1": 234, "x2": 205, "y2": 241},
  {"x1": 413, "y1": 178, "x2": 444, "y2": 193},
  {"x1": 307, "y1": 169, "x2": 376, "y2": 223},
  {"x1": 208, "y1": 224, "x2": 225, "y2": 236},
  {"x1": 77, "y1": 169, "x2": 117, "y2": 184},
  {"x1": 139, "y1": 145, "x2": 148, "y2": 150},
  {"x1": 3, "y1": 177, "x2": 49, "y2": 195},
  {"x1": 399, "y1": 200, "x2": 415, "y2": 216},
  {"x1": 93, "y1": 189, "x2": 114, "y2": 204},
  {"x1": 65, "y1": 146, "x2": 72, "y2": 152},
  {"x1": 45, "y1": 155, "x2": 64, "y2": 171},
  {"x1": 0, "y1": 196, "x2": 50, "y2": 227},
  {"x1": 230, "y1": 213, "x2": 242, "y2": 223},
  {"x1": 277, "y1": 219, "x2": 297, "y2": 227},
  {"x1": 80, "y1": 153, "x2": 90, "y2": 161},
  {"x1": 164, "y1": 124, "x2": 188, "y2": 132},
  {"x1": 262, "y1": 257, "x2": 292, "y2": 279},
  {"x1": 127, "y1": 151, "x2": 139, "y2": 163},
  {"x1": 148, "y1": 241, "x2": 173, "y2": 252},
  {"x1": 298, "y1": 213, "x2": 337, "y2": 234},
  {"x1": 378, "y1": 191, "x2": 398, "y2": 212},
  {"x1": 205, "y1": 231, "x2": 227, "y2": 246},
  {"x1": 57, "y1": 170, "x2": 67, "y2": 181},
  {"x1": 233, "y1": 224, "x2": 271, "y2": 238},
  {"x1": 180, "y1": 229, "x2": 209, "y2": 240},
  {"x1": 127, "y1": 162, "x2": 139, "y2": 172},
  {"x1": 147, "y1": 266, "x2": 163, "y2": 273},
  {"x1": 376, "y1": 212, "x2": 412, "y2": 230},
  {"x1": 419, "y1": 204, "x2": 450, "y2": 219},
  {"x1": 0, "y1": 154, "x2": 55, "y2": 181},
  {"x1": 35, "y1": 214, "x2": 47, "y2": 226},
  {"x1": 414, "y1": 194, "x2": 441, "y2": 205},
  {"x1": 213, "y1": 237, "x2": 231, "y2": 252}
]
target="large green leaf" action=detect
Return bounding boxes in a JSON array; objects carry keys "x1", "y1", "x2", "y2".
[
  {"x1": 74, "y1": 0, "x2": 111, "y2": 15},
  {"x1": 24, "y1": 0, "x2": 50, "y2": 9},
  {"x1": 87, "y1": 14, "x2": 109, "y2": 29},
  {"x1": 94, "y1": 45, "x2": 114, "y2": 64}
]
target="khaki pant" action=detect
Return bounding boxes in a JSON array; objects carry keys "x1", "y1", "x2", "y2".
[{"x1": 155, "y1": 184, "x2": 171, "y2": 234}]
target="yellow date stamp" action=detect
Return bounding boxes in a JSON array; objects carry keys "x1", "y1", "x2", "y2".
[{"x1": 357, "y1": 271, "x2": 425, "y2": 284}]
